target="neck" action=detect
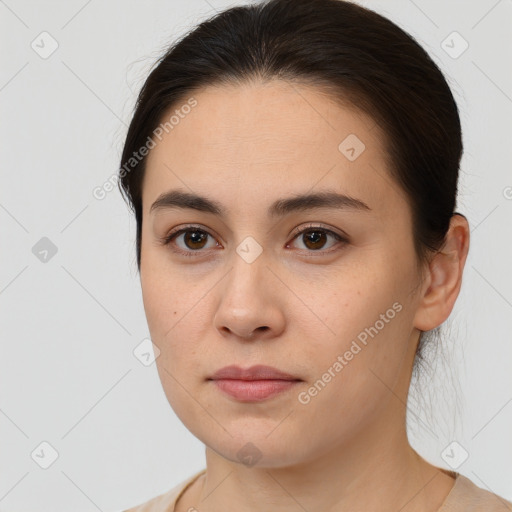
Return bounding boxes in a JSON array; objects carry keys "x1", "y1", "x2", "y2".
[{"x1": 193, "y1": 403, "x2": 454, "y2": 512}]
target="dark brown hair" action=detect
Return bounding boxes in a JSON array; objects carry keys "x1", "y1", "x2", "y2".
[{"x1": 118, "y1": 0, "x2": 464, "y2": 365}]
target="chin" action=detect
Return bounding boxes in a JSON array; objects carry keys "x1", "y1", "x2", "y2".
[{"x1": 197, "y1": 425, "x2": 315, "y2": 469}]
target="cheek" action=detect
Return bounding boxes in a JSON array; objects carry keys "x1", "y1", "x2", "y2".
[
  {"x1": 140, "y1": 242, "x2": 224, "y2": 387},
  {"x1": 292, "y1": 259, "x2": 401, "y2": 339},
  {"x1": 294, "y1": 257, "x2": 414, "y2": 387},
  {"x1": 140, "y1": 272, "x2": 198, "y2": 380},
  {"x1": 292, "y1": 301, "x2": 411, "y2": 443},
  {"x1": 141, "y1": 251, "x2": 202, "y2": 337}
]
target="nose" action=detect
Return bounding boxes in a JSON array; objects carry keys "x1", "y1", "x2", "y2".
[{"x1": 213, "y1": 252, "x2": 286, "y2": 342}]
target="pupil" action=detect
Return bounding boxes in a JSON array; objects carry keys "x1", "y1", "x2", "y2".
[
  {"x1": 305, "y1": 231, "x2": 326, "y2": 250},
  {"x1": 186, "y1": 231, "x2": 206, "y2": 249}
]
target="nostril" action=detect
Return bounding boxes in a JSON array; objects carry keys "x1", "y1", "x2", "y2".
[{"x1": 245, "y1": 326, "x2": 270, "y2": 338}]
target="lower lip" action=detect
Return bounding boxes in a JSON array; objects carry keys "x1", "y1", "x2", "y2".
[{"x1": 211, "y1": 379, "x2": 300, "y2": 401}]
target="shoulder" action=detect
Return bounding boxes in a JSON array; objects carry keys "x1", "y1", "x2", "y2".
[
  {"x1": 439, "y1": 473, "x2": 512, "y2": 511},
  {"x1": 123, "y1": 469, "x2": 206, "y2": 512}
]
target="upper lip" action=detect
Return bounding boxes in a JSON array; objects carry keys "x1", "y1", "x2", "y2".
[{"x1": 209, "y1": 365, "x2": 301, "y2": 381}]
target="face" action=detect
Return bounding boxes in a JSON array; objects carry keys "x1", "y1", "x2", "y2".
[{"x1": 140, "y1": 80, "x2": 425, "y2": 468}]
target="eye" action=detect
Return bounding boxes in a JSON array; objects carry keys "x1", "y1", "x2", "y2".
[
  {"x1": 286, "y1": 223, "x2": 348, "y2": 254},
  {"x1": 159, "y1": 225, "x2": 220, "y2": 257},
  {"x1": 159, "y1": 223, "x2": 348, "y2": 258}
]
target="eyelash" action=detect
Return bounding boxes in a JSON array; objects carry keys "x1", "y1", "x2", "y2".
[{"x1": 159, "y1": 223, "x2": 349, "y2": 258}]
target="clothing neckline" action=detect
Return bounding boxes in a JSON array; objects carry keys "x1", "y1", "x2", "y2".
[
  {"x1": 436, "y1": 470, "x2": 460, "y2": 511},
  {"x1": 174, "y1": 468, "x2": 462, "y2": 511}
]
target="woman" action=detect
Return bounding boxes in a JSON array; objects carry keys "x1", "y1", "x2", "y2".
[{"x1": 118, "y1": 0, "x2": 512, "y2": 510}]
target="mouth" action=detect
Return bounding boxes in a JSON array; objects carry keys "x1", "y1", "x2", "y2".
[
  {"x1": 207, "y1": 365, "x2": 302, "y2": 402},
  {"x1": 211, "y1": 379, "x2": 301, "y2": 401}
]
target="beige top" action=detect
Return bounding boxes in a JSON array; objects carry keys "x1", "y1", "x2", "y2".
[{"x1": 124, "y1": 468, "x2": 512, "y2": 512}]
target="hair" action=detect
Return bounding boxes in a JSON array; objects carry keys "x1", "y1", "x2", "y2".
[{"x1": 118, "y1": 0, "x2": 464, "y2": 371}]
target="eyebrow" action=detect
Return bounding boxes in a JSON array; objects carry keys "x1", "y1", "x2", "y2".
[{"x1": 150, "y1": 189, "x2": 371, "y2": 217}]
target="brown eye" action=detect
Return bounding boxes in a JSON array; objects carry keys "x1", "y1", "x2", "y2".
[
  {"x1": 161, "y1": 226, "x2": 219, "y2": 257},
  {"x1": 182, "y1": 230, "x2": 209, "y2": 250},
  {"x1": 302, "y1": 230, "x2": 328, "y2": 250},
  {"x1": 288, "y1": 225, "x2": 348, "y2": 254}
]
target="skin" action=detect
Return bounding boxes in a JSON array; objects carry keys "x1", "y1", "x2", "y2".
[{"x1": 139, "y1": 79, "x2": 470, "y2": 512}]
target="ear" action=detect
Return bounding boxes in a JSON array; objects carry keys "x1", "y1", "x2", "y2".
[{"x1": 413, "y1": 213, "x2": 470, "y2": 332}]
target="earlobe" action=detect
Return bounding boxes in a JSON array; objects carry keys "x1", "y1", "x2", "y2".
[{"x1": 413, "y1": 214, "x2": 470, "y2": 332}]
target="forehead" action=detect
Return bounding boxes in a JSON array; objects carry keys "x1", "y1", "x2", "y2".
[{"x1": 142, "y1": 80, "x2": 407, "y2": 219}]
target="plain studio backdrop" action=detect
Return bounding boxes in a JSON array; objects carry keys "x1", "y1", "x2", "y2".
[{"x1": 1, "y1": 0, "x2": 511, "y2": 511}]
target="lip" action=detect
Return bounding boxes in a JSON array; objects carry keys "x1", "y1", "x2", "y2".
[
  {"x1": 209, "y1": 364, "x2": 300, "y2": 381},
  {"x1": 208, "y1": 365, "x2": 302, "y2": 402}
]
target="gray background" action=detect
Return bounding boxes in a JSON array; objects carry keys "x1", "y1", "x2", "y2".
[{"x1": 1, "y1": 0, "x2": 511, "y2": 511}]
